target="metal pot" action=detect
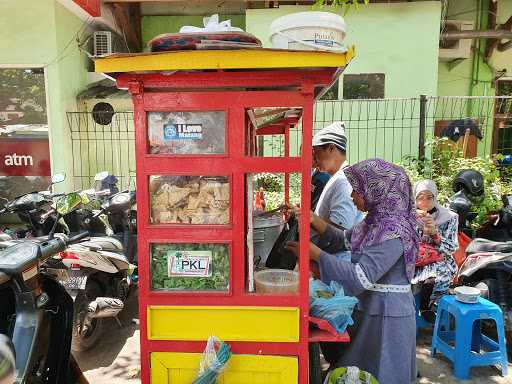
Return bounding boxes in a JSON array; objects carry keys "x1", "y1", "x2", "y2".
[{"x1": 253, "y1": 213, "x2": 284, "y2": 268}]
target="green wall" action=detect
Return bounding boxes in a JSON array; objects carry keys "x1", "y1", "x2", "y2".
[
  {"x1": 438, "y1": 0, "x2": 512, "y2": 97},
  {"x1": 247, "y1": 2, "x2": 441, "y2": 98},
  {"x1": 489, "y1": 1, "x2": 512, "y2": 76},
  {"x1": 0, "y1": 0, "x2": 91, "y2": 191},
  {"x1": 246, "y1": 3, "x2": 441, "y2": 163},
  {"x1": 437, "y1": 0, "x2": 512, "y2": 156},
  {"x1": 437, "y1": 0, "x2": 494, "y2": 97},
  {"x1": 142, "y1": 15, "x2": 246, "y2": 47}
]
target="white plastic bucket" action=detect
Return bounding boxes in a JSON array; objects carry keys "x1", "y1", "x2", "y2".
[{"x1": 269, "y1": 11, "x2": 347, "y2": 52}]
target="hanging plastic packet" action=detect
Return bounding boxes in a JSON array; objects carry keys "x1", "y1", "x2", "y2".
[{"x1": 192, "y1": 336, "x2": 232, "y2": 384}]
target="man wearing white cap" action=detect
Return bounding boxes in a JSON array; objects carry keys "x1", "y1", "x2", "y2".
[{"x1": 310, "y1": 121, "x2": 361, "y2": 236}]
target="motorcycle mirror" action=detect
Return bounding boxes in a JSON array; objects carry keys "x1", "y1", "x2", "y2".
[
  {"x1": 55, "y1": 192, "x2": 82, "y2": 216},
  {"x1": 0, "y1": 334, "x2": 15, "y2": 384},
  {"x1": 94, "y1": 171, "x2": 109, "y2": 182}
]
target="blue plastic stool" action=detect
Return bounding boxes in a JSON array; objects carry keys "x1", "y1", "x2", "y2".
[{"x1": 431, "y1": 295, "x2": 508, "y2": 379}]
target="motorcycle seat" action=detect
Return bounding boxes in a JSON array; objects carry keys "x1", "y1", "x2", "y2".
[
  {"x1": 466, "y1": 238, "x2": 512, "y2": 254},
  {"x1": 0, "y1": 234, "x2": 68, "y2": 249},
  {"x1": 78, "y1": 237, "x2": 124, "y2": 253}
]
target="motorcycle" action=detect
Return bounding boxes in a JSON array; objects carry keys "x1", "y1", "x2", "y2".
[
  {"x1": 63, "y1": 171, "x2": 121, "y2": 236},
  {"x1": 45, "y1": 187, "x2": 135, "y2": 352},
  {"x1": 0, "y1": 174, "x2": 67, "y2": 239},
  {"x1": 61, "y1": 172, "x2": 137, "y2": 265},
  {"x1": 0, "y1": 192, "x2": 89, "y2": 383},
  {"x1": 95, "y1": 189, "x2": 137, "y2": 265}
]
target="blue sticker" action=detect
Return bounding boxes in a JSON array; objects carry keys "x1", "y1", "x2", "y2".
[{"x1": 164, "y1": 123, "x2": 203, "y2": 141}]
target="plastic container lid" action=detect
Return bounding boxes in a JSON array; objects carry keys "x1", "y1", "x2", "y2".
[{"x1": 270, "y1": 11, "x2": 347, "y2": 36}]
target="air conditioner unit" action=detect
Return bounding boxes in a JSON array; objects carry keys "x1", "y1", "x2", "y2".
[
  {"x1": 439, "y1": 20, "x2": 474, "y2": 61},
  {"x1": 93, "y1": 31, "x2": 128, "y2": 57}
]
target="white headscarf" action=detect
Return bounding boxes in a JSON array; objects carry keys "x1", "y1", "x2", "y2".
[{"x1": 414, "y1": 179, "x2": 457, "y2": 226}]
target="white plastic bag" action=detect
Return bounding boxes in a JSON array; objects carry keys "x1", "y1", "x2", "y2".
[{"x1": 180, "y1": 14, "x2": 243, "y2": 33}]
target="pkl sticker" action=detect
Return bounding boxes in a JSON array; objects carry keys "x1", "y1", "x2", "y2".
[{"x1": 168, "y1": 250, "x2": 212, "y2": 277}]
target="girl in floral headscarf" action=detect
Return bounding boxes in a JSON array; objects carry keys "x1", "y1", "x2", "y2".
[
  {"x1": 412, "y1": 179, "x2": 459, "y2": 320},
  {"x1": 287, "y1": 159, "x2": 419, "y2": 384}
]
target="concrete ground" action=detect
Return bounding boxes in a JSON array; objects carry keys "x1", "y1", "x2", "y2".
[
  {"x1": 76, "y1": 291, "x2": 512, "y2": 383},
  {"x1": 75, "y1": 288, "x2": 141, "y2": 384}
]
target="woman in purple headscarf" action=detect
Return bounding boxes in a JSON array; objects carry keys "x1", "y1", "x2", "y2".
[{"x1": 288, "y1": 158, "x2": 419, "y2": 383}]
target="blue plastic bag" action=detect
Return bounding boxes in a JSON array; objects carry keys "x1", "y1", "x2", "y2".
[{"x1": 309, "y1": 279, "x2": 358, "y2": 334}]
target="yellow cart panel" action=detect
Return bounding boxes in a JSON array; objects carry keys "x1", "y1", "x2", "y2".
[
  {"x1": 148, "y1": 305, "x2": 299, "y2": 342},
  {"x1": 151, "y1": 352, "x2": 298, "y2": 384},
  {"x1": 95, "y1": 47, "x2": 355, "y2": 73}
]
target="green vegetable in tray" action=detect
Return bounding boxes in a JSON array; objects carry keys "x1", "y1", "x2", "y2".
[
  {"x1": 315, "y1": 290, "x2": 334, "y2": 299},
  {"x1": 151, "y1": 243, "x2": 230, "y2": 291}
]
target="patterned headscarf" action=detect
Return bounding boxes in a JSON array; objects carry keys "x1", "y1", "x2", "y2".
[{"x1": 344, "y1": 159, "x2": 420, "y2": 281}]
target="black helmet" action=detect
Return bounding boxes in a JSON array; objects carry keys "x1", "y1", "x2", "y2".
[{"x1": 452, "y1": 169, "x2": 484, "y2": 197}]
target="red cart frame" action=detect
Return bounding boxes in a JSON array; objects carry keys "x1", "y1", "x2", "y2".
[{"x1": 98, "y1": 49, "x2": 354, "y2": 383}]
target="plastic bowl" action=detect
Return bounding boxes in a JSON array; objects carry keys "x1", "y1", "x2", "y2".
[
  {"x1": 254, "y1": 269, "x2": 299, "y2": 294},
  {"x1": 454, "y1": 286, "x2": 481, "y2": 304}
]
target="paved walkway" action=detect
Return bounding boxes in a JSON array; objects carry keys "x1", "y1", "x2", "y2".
[{"x1": 76, "y1": 289, "x2": 141, "y2": 384}]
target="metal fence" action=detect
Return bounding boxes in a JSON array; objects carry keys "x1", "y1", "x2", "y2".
[
  {"x1": 315, "y1": 97, "x2": 422, "y2": 163},
  {"x1": 67, "y1": 111, "x2": 136, "y2": 190},
  {"x1": 67, "y1": 95, "x2": 512, "y2": 190}
]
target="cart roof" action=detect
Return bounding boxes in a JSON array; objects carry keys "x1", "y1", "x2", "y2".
[{"x1": 94, "y1": 47, "x2": 355, "y2": 73}]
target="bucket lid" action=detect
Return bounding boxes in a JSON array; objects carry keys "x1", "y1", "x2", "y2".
[{"x1": 270, "y1": 11, "x2": 346, "y2": 36}]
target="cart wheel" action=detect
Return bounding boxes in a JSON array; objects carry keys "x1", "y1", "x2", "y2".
[{"x1": 309, "y1": 342, "x2": 323, "y2": 384}]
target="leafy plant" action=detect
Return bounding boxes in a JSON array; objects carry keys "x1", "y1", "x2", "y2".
[
  {"x1": 254, "y1": 173, "x2": 283, "y2": 193},
  {"x1": 401, "y1": 137, "x2": 512, "y2": 228},
  {"x1": 313, "y1": 0, "x2": 369, "y2": 14},
  {"x1": 254, "y1": 173, "x2": 302, "y2": 211},
  {"x1": 151, "y1": 243, "x2": 229, "y2": 291}
]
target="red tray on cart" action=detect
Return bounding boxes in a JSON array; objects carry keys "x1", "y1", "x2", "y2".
[{"x1": 308, "y1": 316, "x2": 350, "y2": 343}]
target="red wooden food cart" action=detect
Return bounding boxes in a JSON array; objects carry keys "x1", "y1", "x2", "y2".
[{"x1": 95, "y1": 47, "x2": 354, "y2": 384}]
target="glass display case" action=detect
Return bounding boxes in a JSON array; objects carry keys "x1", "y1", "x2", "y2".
[
  {"x1": 149, "y1": 175, "x2": 229, "y2": 225},
  {"x1": 151, "y1": 243, "x2": 230, "y2": 292},
  {"x1": 148, "y1": 111, "x2": 225, "y2": 155}
]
